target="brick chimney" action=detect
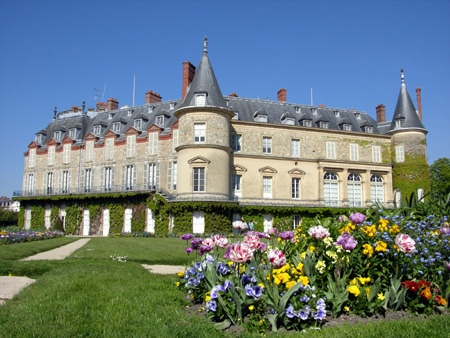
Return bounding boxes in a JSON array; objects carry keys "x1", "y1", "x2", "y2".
[
  {"x1": 146, "y1": 91, "x2": 162, "y2": 104},
  {"x1": 277, "y1": 88, "x2": 286, "y2": 102},
  {"x1": 96, "y1": 102, "x2": 107, "y2": 112},
  {"x1": 107, "y1": 98, "x2": 119, "y2": 111},
  {"x1": 229, "y1": 93, "x2": 238, "y2": 97},
  {"x1": 416, "y1": 87, "x2": 422, "y2": 121},
  {"x1": 376, "y1": 104, "x2": 386, "y2": 123},
  {"x1": 182, "y1": 61, "x2": 196, "y2": 100}
]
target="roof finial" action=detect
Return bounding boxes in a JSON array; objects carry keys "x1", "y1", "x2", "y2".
[
  {"x1": 53, "y1": 106, "x2": 57, "y2": 119},
  {"x1": 401, "y1": 68, "x2": 405, "y2": 85},
  {"x1": 203, "y1": 36, "x2": 208, "y2": 54}
]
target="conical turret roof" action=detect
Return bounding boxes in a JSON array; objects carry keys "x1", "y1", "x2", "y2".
[
  {"x1": 177, "y1": 37, "x2": 228, "y2": 110},
  {"x1": 388, "y1": 70, "x2": 426, "y2": 133}
]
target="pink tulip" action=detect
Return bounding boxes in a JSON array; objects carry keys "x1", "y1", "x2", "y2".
[
  {"x1": 243, "y1": 234, "x2": 261, "y2": 251},
  {"x1": 212, "y1": 234, "x2": 228, "y2": 249},
  {"x1": 267, "y1": 249, "x2": 286, "y2": 268},
  {"x1": 395, "y1": 233, "x2": 416, "y2": 253},
  {"x1": 229, "y1": 242, "x2": 254, "y2": 264}
]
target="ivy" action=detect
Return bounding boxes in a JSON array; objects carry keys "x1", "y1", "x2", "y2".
[
  {"x1": 131, "y1": 205, "x2": 146, "y2": 232},
  {"x1": 50, "y1": 206, "x2": 59, "y2": 228},
  {"x1": 18, "y1": 207, "x2": 25, "y2": 228},
  {"x1": 393, "y1": 153, "x2": 430, "y2": 203},
  {"x1": 30, "y1": 205, "x2": 45, "y2": 229},
  {"x1": 65, "y1": 205, "x2": 83, "y2": 235},
  {"x1": 109, "y1": 204, "x2": 124, "y2": 234}
]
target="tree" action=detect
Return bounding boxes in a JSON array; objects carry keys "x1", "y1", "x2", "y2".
[{"x1": 429, "y1": 157, "x2": 450, "y2": 198}]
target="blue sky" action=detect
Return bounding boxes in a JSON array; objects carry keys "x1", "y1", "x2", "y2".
[{"x1": 0, "y1": 0, "x2": 449, "y2": 197}]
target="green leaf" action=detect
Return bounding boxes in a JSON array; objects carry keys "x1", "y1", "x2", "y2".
[{"x1": 214, "y1": 319, "x2": 231, "y2": 330}]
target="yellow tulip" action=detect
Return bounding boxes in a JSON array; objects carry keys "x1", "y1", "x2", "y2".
[{"x1": 347, "y1": 285, "x2": 360, "y2": 297}]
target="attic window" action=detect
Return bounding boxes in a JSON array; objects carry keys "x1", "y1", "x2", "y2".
[
  {"x1": 113, "y1": 122, "x2": 121, "y2": 133},
  {"x1": 232, "y1": 112, "x2": 239, "y2": 120},
  {"x1": 93, "y1": 125, "x2": 101, "y2": 136},
  {"x1": 54, "y1": 131, "x2": 61, "y2": 142},
  {"x1": 302, "y1": 120, "x2": 312, "y2": 127},
  {"x1": 395, "y1": 119, "x2": 404, "y2": 128},
  {"x1": 35, "y1": 134, "x2": 42, "y2": 144},
  {"x1": 156, "y1": 115, "x2": 165, "y2": 128},
  {"x1": 284, "y1": 117, "x2": 295, "y2": 125},
  {"x1": 134, "y1": 119, "x2": 142, "y2": 131},
  {"x1": 127, "y1": 110, "x2": 133, "y2": 117},
  {"x1": 169, "y1": 102, "x2": 176, "y2": 110},
  {"x1": 69, "y1": 128, "x2": 76, "y2": 139},
  {"x1": 319, "y1": 121, "x2": 329, "y2": 129},
  {"x1": 312, "y1": 108, "x2": 318, "y2": 115},
  {"x1": 295, "y1": 107, "x2": 301, "y2": 113},
  {"x1": 148, "y1": 106, "x2": 154, "y2": 113},
  {"x1": 256, "y1": 115, "x2": 268, "y2": 123},
  {"x1": 343, "y1": 124, "x2": 352, "y2": 131},
  {"x1": 108, "y1": 112, "x2": 114, "y2": 120},
  {"x1": 195, "y1": 93, "x2": 207, "y2": 106},
  {"x1": 354, "y1": 112, "x2": 361, "y2": 119},
  {"x1": 334, "y1": 111, "x2": 340, "y2": 117},
  {"x1": 365, "y1": 126, "x2": 374, "y2": 133}
]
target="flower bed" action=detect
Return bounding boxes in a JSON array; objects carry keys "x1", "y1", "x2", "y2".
[
  {"x1": 0, "y1": 229, "x2": 65, "y2": 245},
  {"x1": 176, "y1": 210, "x2": 450, "y2": 333}
]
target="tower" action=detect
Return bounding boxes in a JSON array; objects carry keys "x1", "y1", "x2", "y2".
[
  {"x1": 174, "y1": 37, "x2": 234, "y2": 200},
  {"x1": 388, "y1": 69, "x2": 429, "y2": 201}
]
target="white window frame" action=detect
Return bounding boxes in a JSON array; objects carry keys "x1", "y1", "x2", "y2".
[
  {"x1": 292, "y1": 177, "x2": 301, "y2": 199},
  {"x1": 343, "y1": 124, "x2": 352, "y2": 131},
  {"x1": 395, "y1": 119, "x2": 404, "y2": 128},
  {"x1": 194, "y1": 123, "x2": 206, "y2": 143},
  {"x1": 84, "y1": 168, "x2": 93, "y2": 193},
  {"x1": 291, "y1": 139, "x2": 300, "y2": 157},
  {"x1": 370, "y1": 175, "x2": 384, "y2": 204},
  {"x1": 193, "y1": 167, "x2": 205, "y2": 192},
  {"x1": 172, "y1": 129, "x2": 179, "y2": 153},
  {"x1": 232, "y1": 134, "x2": 242, "y2": 152},
  {"x1": 284, "y1": 118, "x2": 295, "y2": 125},
  {"x1": 44, "y1": 172, "x2": 55, "y2": 195},
  {"x1": 35, "y1": 134, "x2": 42, "y2": 144},
  {"x1": 232, "y1": 174, "x2": 242, "y2": 197},
  {"x1": 155, "y1": 115, "x2": 164, "y2": 128},
  {"x1": 195, "y1": 93, "x2": 206, "y2": 106},
  {"x1": 85, "y1": 141, "x2": 94, "y2": 162},
  {"x1": 26, "y1": 173, "x2": 36, "y2": 195},
  {"x1": 348, "y1": 173, "x2": 362, "y2": 207},
  {"x1": 326, "y1": 142, "x2": 336, "y2": 159},
  {"x1": 59, "y1": 170, "x2": 71, "y2": 194},
  {"x1": 148, "y1": 132, "x2": 159, "y2": 155},
  {"x1": 93, "y1": 125, "x2": 101, "y2": 136},
  {"x1": 145, "y1": 163, "x2": 159, "y2": 190},
  {"x1": 123, "y1": 165, "x2": 135, "y2": 191},
  {"x1": 134, "y1": 119, "x2": 142, "y2": 131},
  {"x1": 126, "y1": 135, "x2": 136, "y2": 158},
  {"x1": 103, "y1": 167, "x2": 114, "y2": 192},
  {"x1": 256, "y1": 115, "x2": 268, "y2": 123},
  {"x1": 319, "y1": 121, "x2": 329, "y2": 129},
  {"x1": 63, "y1": 144, "x2": 71, "y2": 164},
  {"x1": 69, "y1": 129, "x2": 76, "y2": 139},
  {"x1": 350, "y1": 143, "x2": 359, "y2": 161},
  {"x1": 54, "y1": 131, "x2": 61, "y2": 142},
  {"x1": 168, "y1": 161, "x2": 177, "y2": 190},
  {"x1": 48, "y1": 146, "x2": 55, "y2": 165},
  {"x1": 263, "y1": 176, "x2": 272, "y2": 199},
  {"x1": 113, "y1": 122, "x2": 121, "y2": 134},
  {"x1": 29, "y1": 149, "x2": 36, "y2": 168},
  {"x1": 372, "y1": 145, "x2": 381, "y2": 163},
  {"x1": 324, "y1": 172, "x2": 339, "y2": 206},
  {"x1": 263, "y1": 137, "x2": 272, "y2": 154},
  {"x1": 292, "y1": 215, "x2": 301, "y2": 229},
  {"x1": 303, "y1": 120, "x2": 312, "y2": 127},
  {"x1": 395, "y1": 145, "x2": 405, "y2": 163},
  {"x1": 365, "y1": 126, "x2": 373, "y2": 133}
]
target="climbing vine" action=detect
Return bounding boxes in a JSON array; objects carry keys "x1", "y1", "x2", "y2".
[
  {"x1": 108, "y1": 203, "x2": 125, "y2": 234},
  {"x1": 393, "y1": 153, "x2": 430, "y2": 203},
  {"x1": 18, "y1": 206, "x2": 25, "y2": 228},
  {"x1": 131, "y1": 204, "x2": 146, "y2": 232},
  {"x1": 65, "y1": 205, "x2": 83, "y2": 235},
  {"x1": 30, "y1": 205, "x2": 45, "y2": 229}
]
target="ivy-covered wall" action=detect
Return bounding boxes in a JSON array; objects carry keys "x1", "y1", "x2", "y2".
[{"x1": 393, "y1": 153, "x2": 430, "y2": 202}]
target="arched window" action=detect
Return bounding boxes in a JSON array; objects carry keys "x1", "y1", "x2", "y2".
[
  {"x1": 348, "y1": 173, "x2": 362, "y2": 207},
  {"x1": 324, "y1": 172, "x2": 339, "y2": 206},
  {"x1": 370, "y1": 175, "x2": 384, "y2": 204}
]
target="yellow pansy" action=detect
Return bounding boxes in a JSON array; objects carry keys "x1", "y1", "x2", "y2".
[
  {"x1": 258, "y1": 283, "x2": 265, "y2": 288},
  {"x1": 344, "y1": 306, "x2": 350, "y2": 312},
  {"x1": 389, "y1": 224, "x2": 400, "y2": 234},
  {"x1": 375, "y1": 241, "x2": 387, "y2": 252},
  {"x1": 363, "y1": 244, "x2": 374, "y2": 258},
  {"x1": 228, "y1": 261, "x2": 234, "y2": 266},
  {"x1": 347, "y1": 285, "x2": 360, "y2": 297},
  {"x1": 205, "y1": 295, "x2": 211, "y2": 302},
  {"x1": 358, "y1": 277, "x2": 371, "y2": 285},
  {"x1": 349, "y1": 278, "x2": 358, "y2": 285},
  {"x1": 249, "y1": 305, "x2": 255, "y2": 311},
  {"x1": 297, "y1": 276, "x2": 309, "y2": 285},
  {"x1": 309, "y1": 246, "x2": 315, "y2": 253},
  {"x1": 296, "y1": 262, "x2": 304, "y2": 273},
  {"x1": 177, "y1": 270, "x2": 185, "y2": 277},
  {"x1": 377, "y1": 293, "x2": 385, "y2": 301},
  {"x1": 176, "y1": 282, "x2": 180, "y2": 287},
  {"x1": 286, "y1": 280, "x2": 297, "y2": 290}
]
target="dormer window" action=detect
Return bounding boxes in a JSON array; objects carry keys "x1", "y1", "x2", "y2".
[
  {"x1": 256, "y1": 115, "x2": 268, "y2": 123},
  {"x1": 395, "y1": 119, "x2": 404, "y2": 128},
  {"x1": 93, "y1": 125, "x2": 101, "y2": 136},
  {"x1": 69, "y1": 128, "x2": 76, "y2": 139},
  {"x1": 195, "y1": 93, "x2": 207, "y2": 106},
  {"x1": 113, "y1": 122, "x2": 121, "y2": 133},
  {"x1": 54, "y1": 131, "x2": 61, "y2": 142},
  {"x1": 295, "y1": 106, "x2": 301, "y2": 113},
  {"x1": 134, "y1": 119, "x2": 142, "y2": 131},
  {"x1": 334, "y1": 111, "x2": 340, "y2": 117},
  {"x1": 365, "y1": 126, "x2": 374, "y2": 133},
  {"x1": 312, "y1": 108, "x2": 318, "y2": 115},
  {"x1": 156, "y1": 115, "x2": 165, "y2": 128},
  {"x1": 169, "y1": 102, "x2": 176, "y2": 110},
  {"x1": 343, "y1": 124, "x2": 352, "y2": 131},
  {"x1": 302, "y1": 120, "x2": 312, "y2": 127},
  {"x1": 108, "y1": 112, "x2": 114, "y2": 120},
  {"x1": 127, "y1": 110, "x2": 133, "y2": 117},
  {"x1": 232, "y1": 112, "x2": 239, "y2": 120},
  {"x1": 354, "y1": 112, "x2": 361, "y2": 119},
  {"x1": 319, "y1": 121, "x2": 329, "y2": 129},
  {"x1": 284, "y1": 117, "x2": 295, "y2": 125},
  {"x1": 35, "y1": 134, "x2": 43, "y2": 144}
]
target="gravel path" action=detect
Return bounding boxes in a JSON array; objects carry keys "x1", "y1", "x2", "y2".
[
  {"x1": 21, "y1": 238, "x2": 91, "y2": 261},
  {"x1": 142, "y1": 264, "x2": 185, "y2": 275},
  {"x1": 0, "y1": 276, "x2": 36, "y2": 305}
]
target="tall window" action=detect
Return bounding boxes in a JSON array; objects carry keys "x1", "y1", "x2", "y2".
[
  {"x1": 145, "y1": 163, "x2": 159, "y2": 190},
  {"x1": 194, "y1": 123, "x2": 206, "y2": 143},
  {"x1": 103, "y1": 167, "x2": 114, "y2": 192},
  {"x1": 82, "y1": 169, "x2": 93, "y2": 192},
  {"x1": 370, "y1": 175, "x2": 384, "y2": 204},
  {"x1": 324, "y1": 172, "x2": 339, "y2": 206},
  {"x1": 348, "y1": 173, "x2": 362, "y2": 207},
  {"x1": 25, "y1": 174, "x2": 36, "y2": 195},
  {"x1": 44, "y1": 172, "x2": 55, "y2": 195},
  {"x1": 54, "y1": 131, "x2": 61, "y2": 142},
  {"x1": 85, "y1": 141, "x2": 94, "y2": 162},
  {"x1": 148, "y1": 132, "x2": 159, "y2": 155},
  {"x1": 291, "y1": 139, "x2": 300, "y2": 157},
  {"x1": 35, "y1": 134, "x2": 42, "y2": 144},
  {"x1": 232, "y1": 134, "x2": 242, "y2": 152},
  {"x1": 372, "y1": 145, "x2": 381, "y2": 163},
  {"x1": 29, "y1": 149, "x2": 36, "y2": 168},
  {"x1": 232, "y1": 175, "x2": 242, "y2": 197},
  {"x1": 134, "y1": 119, "x2": 142, "y2": 131},
  {"x1": 292, "y1": 215, "x2": 301, "y2": 229},
  {"x1": 326, "y1": 142, "x2": 336, "y2": 159},
  {"x1": 395, "y1": 145, "x2": 405, "y2": 163},
  {"x1": 126, "y1": 135, "x2": 136, "y2": 157},
  {"x1": 63, "y1": 144, "x2": 71, "y2": 164},
  {"x1": 263, "y1": 137, "x2": 272, "y2": 154},
  {"x1": 172, "y1": 130, "x2": 178, "y2": 153},
  {"x1": 113, "y1": 122, "x2": 121, "y2": 133},
  {"x1": 195, "y1": 93, "x2": 206, "y2": 106},
  {"x1": 350, "y1": 144, "x2": 359, "y2": 161},
  {"x1": 59, "y1": 170, "x2": 71, "y2": 194},
  {"x1": 105, "y1": 138, "x2": 114, "y2": 160},
  {"x1": 292, "y1": 178, "x2": 301, "y2": 199},
  {"x1": 168, "y1": 161, "x2": 177, "y2": 190},
  {"x1": 263, "y1": 176, "x2": 272, "y2": 198},
  {"x1": 193, "y1": 168, "x2": 205, "y2": 192},
  {"x1": 155, "y1": 115, "x2": 164, "y2": 128},
  {"x1": 123, "y1": 165, "x2": 135, "y2": 191},
  {"x1": 93, "y1": 125, "x2": 101, "y2": 136},
  {"x1": 69, "y1": 129, "x2": 76, "y2": 139},
  {"x1": 48, "y1": 146, "x2": 55, "y2": 165}
]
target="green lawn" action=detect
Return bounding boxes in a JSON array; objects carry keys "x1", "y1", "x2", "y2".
[{"x1": 0, "y1": 237, "x2": 448, "y2": 337}]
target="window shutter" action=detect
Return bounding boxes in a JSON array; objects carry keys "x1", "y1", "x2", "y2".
[
  {"x1": 172, "y1": 130, "x2": 178, "y2": 153},
  {"x1": 122, "y1": 166, "x2": 126, "y2": 190},
  {"x1": 168, "y1": 162, "x2": 173, "y2": 190},
  {"x1": 111, "y1": 166, "x2": 115, "y2": 187},
  {"x1": 58, "y1": 171, "x2": 62, "y2": 193},
  {"x1": 80, "y1": 169, "x2": 85, "y2": 189},
  {"x1": 68, "y1": 171, "x2": 71, "y2": 192},
  {"x1": 51, "y1": 173, "x2": 55, "y2": 192},
  {"x1": 156, "y1": 163, "x2": 160, "y2": 187},
  {"x1": 43, "y1": 173, "x2": 47, "y2": 193},
  {"x1": 90, "y1": 169, "x2": 94, "y2": 189},
  {"x1": 143, "y1": 164, "x2": 148, "y2": 186},
  {"x1": 132, "y1": 166, "x2": 137, "y2": 187},
  {"x1": 24, "y1": 174, "x2": 28, "y2": 194},
  {"x1": 100, "y1": 168, "x2": 104, "y2": 190}
]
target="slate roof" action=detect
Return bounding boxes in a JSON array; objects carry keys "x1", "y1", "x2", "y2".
[{"x1": 388, "y1": 70, "x2": 426, "y2": 133}]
